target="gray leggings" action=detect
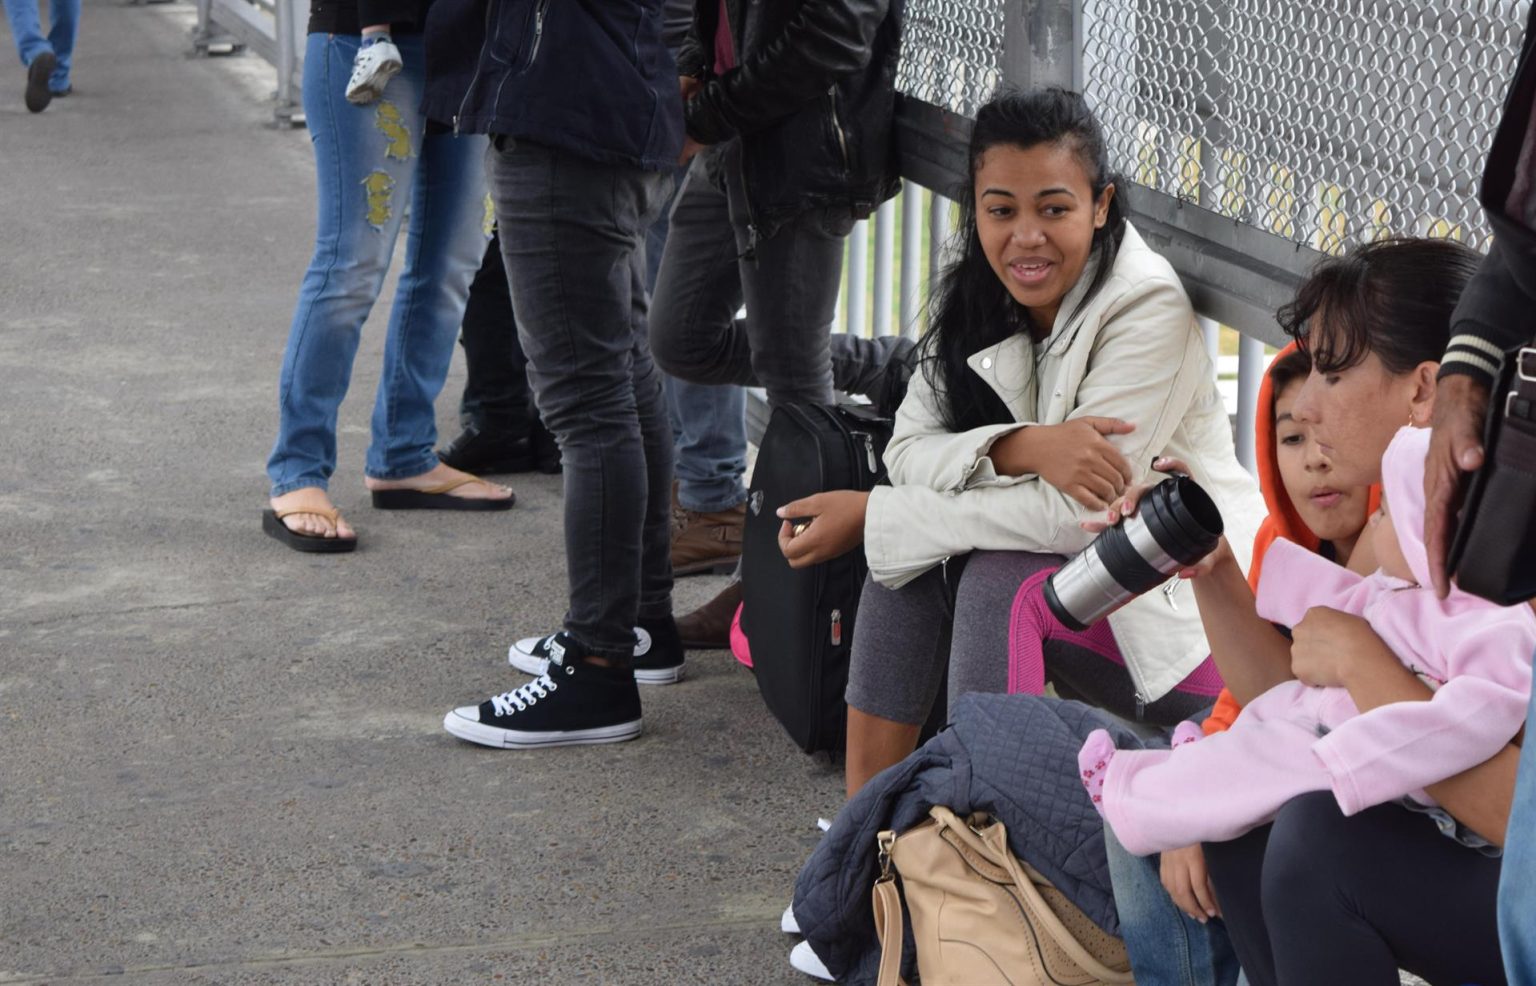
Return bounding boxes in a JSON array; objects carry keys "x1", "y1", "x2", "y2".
[{"x1": 845, "y1": 551, "x2": 1215, "y2": 728}]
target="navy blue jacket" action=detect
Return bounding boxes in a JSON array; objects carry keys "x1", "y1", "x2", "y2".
[
  {"x1": 421, "y1": 0, "x2": 684, "y2": 171},
  {"x1": 793, "y1": 694, "x2": 1149, "y2": 983}
]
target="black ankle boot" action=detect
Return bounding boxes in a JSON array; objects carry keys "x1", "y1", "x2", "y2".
[{"x1": 437, "y1": 423, "x2": 536, "y2": 474}]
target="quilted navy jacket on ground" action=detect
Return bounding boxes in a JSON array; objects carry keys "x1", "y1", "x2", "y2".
[{"x1": 792, "y1": 693, "x2": 1167, "y2": 984}]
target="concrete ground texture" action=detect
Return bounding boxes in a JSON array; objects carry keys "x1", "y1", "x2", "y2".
[{"x1": 0, "y1": 2, "x2": 844, "y2": 982}]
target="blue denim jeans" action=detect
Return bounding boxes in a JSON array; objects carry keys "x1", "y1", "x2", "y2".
[
  {"x1": 3, "y1": 0, "x2": 76, "y2": 89},
  {"x1": 1104, "y1": 826, "x2": 1243, "y2": 986},
  {"x1": 1501, "y1": 662, "x2": 1536, "y2": 986},
  {"x1": 267, "y1": 32, "x2": 488, "y2": 496},
  {"x1": 489, "y1": 136, "x2": 675, "y2": 659}
]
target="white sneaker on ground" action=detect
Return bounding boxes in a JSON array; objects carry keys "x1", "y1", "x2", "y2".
[
  {"x1": 508, "y1": 620, "x2": 684, "y2": 685},
  {"x1": 780, "y1": 818, "x2": 832, "y2": 935},
  {"x1": 345, "y1": 38, "x2": 402, "y2": 105},
  {"x1": 790, "y1": 940, "x2": 835, "y2": 981}
]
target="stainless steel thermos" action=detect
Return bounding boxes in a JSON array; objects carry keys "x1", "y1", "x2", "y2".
[{"x1": 1043, "y1": 474, "x2": 1224, "y2": 631}]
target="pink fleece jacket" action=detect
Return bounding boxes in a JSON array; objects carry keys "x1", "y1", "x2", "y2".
[{"x1": 1255, "y1": 426, "x2": 1535, "y2": 815}]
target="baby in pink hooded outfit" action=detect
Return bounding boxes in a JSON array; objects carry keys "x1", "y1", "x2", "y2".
[{"x1": 1080, "y1": 425, "x2": 1535, "y2": 857}]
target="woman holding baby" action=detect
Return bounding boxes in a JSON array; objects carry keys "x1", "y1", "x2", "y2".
[{"x1": 1098, "y1": 238, "x2": 1523, "y2": 986}]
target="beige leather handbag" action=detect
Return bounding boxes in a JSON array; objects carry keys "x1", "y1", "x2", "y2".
[{"x1": 872, "y1": 806, "x2": 1135, "y2": 986}]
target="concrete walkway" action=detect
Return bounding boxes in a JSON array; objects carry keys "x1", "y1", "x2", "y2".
[{"x1": 0, "y1": 3, "x2": 842, "y2": 981}]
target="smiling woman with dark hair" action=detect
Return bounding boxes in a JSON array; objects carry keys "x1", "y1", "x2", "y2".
[{"x1": 769, "y1": 88, "x2": 1264, "y2": 799}]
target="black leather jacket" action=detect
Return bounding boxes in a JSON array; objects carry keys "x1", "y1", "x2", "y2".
[{"x1": 677, "y1": 0, "x2": 903, "y2": 238}]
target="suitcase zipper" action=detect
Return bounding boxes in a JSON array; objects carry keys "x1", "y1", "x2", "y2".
[{"x1": 852, "y1": 430, "x2": 878, "y2": 475}]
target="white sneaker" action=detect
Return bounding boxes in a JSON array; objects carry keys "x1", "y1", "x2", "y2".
[
  {"x1": 789, "y1": 940, "x2": 835, "y2": 981},
  {"x1": 780, "y1": 819, "x2": 831, "y2": 936},
  {"x1": 345, "y1": 38, "x2": 402, "y2": 105},
  {"x1": 509, "y1": 625, "x2": 684, "y2": 685}
]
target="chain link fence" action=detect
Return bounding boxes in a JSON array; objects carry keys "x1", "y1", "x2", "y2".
[
  {"x1": 1083, "y1": 0, "x2": 1527, "y2": 255},
  {"x1": 896, "y1": 0, "x2": 1528, "y2": 257},
  {"x1": 896, "y1": 0, "x2": 1008, "y2": 120}
]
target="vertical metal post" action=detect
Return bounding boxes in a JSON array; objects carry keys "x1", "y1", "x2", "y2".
[
  {"x1": 1235, "y1": 333, "x2": 1266, "y2": 474},
  {"x1": 928, "y1": 193, "x2": 952, "y2": 294},
  {"x1": 193, "y1": 0, "x2": 214, "y2": 50},
  {"x1": 846, "y1": 220, "x2": 869, "y2": 338},
  {"x1": 900, "y1": 180, "x2": 923, "y2": 337},
  {"x1": 873, "y1": 199, "x2": 896, "y2": 337},
  {"x1": 1002, "y1": 0, "x2": 1077, "y2": 89},
  {"x1": 274, "y1": 0, "x2": 299, "y2": 125}
]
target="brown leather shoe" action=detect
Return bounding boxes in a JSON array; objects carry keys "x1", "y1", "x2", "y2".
[
  {"x1": 671, "y1": 501, "x2": 745, "y2": 576},
  {"x1": 675, "y1": 580, "x2": 742, "y2": 650}
]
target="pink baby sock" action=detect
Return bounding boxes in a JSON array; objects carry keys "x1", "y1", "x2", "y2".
[
  {"x1": 1079, "y1": 729, "x2": 1116, "y2": 817},
  {"x1": 1171, "y1": 720, "x2": 1204, "y2": 748}
]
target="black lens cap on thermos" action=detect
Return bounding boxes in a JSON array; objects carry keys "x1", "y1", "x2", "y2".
[{"x1": 1044, "y1": 474, "x2": 1223, "y2": 631}]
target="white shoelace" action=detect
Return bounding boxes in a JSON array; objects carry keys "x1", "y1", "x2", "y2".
[{"x1": 490, "y1": 674, "x2": 557, "y2": 716}]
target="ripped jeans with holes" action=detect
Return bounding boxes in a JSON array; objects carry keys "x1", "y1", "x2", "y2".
[{"x1": 267, "y1": 32, "x2": 489, "y2": 497}]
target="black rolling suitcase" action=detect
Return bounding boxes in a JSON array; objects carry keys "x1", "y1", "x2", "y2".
[{"x1": 740, "y1": 403, "x2": 892, "y2": 755}]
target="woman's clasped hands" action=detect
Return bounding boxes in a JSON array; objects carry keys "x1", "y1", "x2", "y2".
[{"x1": 990, "y1": 416, "x2": 1137, "y2": 510}]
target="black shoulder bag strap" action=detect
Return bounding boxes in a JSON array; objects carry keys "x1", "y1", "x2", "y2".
[{"x1": 1452, "y1": 344, "x2": 1536, "y2": 605}]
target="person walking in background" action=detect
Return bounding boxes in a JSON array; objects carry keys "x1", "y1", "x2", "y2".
[
  {"x1": 261, "y1": 0, "x2": 511, "y2": 553},
  {"x1": 428, "y1": 0, "x2": 688, "y2": 748},
  {"x1": 4, "y1": 0, "x2": 77, "y2": 112}
]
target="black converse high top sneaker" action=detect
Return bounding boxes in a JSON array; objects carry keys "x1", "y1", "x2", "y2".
[{"x1": 445, "y1": 634, "x2": 643, "y2": 748}]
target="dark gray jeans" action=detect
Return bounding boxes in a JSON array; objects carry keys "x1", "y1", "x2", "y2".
[
  {"x1": 650, "y1": 139, "x2": 901, "y2": 405},
  {"x1": 488, "y1": 136, "x2": 675, "y2": 661}
]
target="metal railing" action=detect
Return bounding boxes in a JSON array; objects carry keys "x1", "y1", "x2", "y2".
[
  {"x1": 201, "y1": 0, "x2": 1527, "y2": 467},
  {"x1": 826, "y1": 0, "x2": 1528, "y2": 472},
  {"x1": 191, "y1": 0, "x2": 304, "y2": 125}
]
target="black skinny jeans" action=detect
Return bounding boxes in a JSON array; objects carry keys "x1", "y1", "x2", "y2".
[
  {"x1": 457, "y1": 231, "x2": 537, "y2": 437},
  {"x1": 1203, "y1": 792, "x2": 1505, "y2": 986},
  {"x1": 488, "y1": 137, "x2": 675, "y2": 659}
]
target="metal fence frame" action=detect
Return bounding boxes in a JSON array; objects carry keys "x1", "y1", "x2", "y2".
[{"x1": 192, "y1": 0, "x2": 304, "y2": 125}]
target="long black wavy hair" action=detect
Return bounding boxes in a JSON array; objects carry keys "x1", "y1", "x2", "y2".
[{"x1": 921, "y1": 88, "x2": 1127, "y2": 433}]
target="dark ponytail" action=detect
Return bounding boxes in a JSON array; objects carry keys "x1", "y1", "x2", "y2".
[
  {"x1": 922, "y1": 87, "x2": 1127, "y2": 433},
  {"x1": 1278, "y1": 237, "x2": 1481, "y2": 376}
]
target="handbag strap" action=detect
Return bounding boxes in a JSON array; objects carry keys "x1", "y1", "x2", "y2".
[
  {"x1": 1497, "y1": 346, "x2": 1536, "y2": 466},
  {"x1": 872, "y1": 831, "x2": 909, "y2": 986}
]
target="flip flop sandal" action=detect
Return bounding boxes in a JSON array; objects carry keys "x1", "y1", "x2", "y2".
[
  {"x1": 369, "y1": 474, "x2": 516, "y2": 511},
  {"x1": 262, "y1": 506, "x2": 358, "y2": 553}
]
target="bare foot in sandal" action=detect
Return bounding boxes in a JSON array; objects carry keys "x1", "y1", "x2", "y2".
[
  {"x1": 365, "y1": 463, "x2": 514, "y2": 503},
  {"x1": 269, "y1": 487, "x2": 356, "y2": 540}
]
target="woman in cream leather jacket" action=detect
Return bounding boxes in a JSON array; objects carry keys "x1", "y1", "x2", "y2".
[{"x1": 774, "y1": 89, "x2": 1264, "y2": 796}]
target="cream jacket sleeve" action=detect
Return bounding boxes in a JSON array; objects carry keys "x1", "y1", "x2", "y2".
[
  {"x1": 881, "y1": 361, "x2": 1031, "y2": 494},
  {"x1": 866, "y1": 272, "x2": 1208, "y2": 589}
]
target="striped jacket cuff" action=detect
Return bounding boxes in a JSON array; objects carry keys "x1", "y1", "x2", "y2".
[{"x1": 1439, "y1": 333, "x2": 1504, "y2": 387}]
